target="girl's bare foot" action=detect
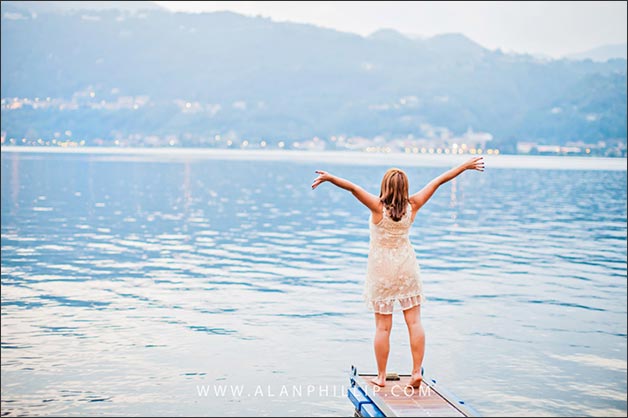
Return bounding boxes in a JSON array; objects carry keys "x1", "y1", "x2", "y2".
[
  {"x1": 406, "y1": 373, "x2": 423, "y2": 388},
  {"x1": 370, "y1": 376, "x2": 386, "y2": 387}
]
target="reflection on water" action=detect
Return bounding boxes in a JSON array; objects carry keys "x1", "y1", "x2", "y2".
[{"x1": 1, "y1": 151, "x2": 627, "y2": 417}]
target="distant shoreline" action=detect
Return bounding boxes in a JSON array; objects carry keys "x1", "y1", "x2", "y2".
[{"x1": 1, "y1": 145, "x2": 626, "y2": 170}]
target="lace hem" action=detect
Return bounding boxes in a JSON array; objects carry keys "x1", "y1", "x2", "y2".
[{"x1": 365, "y1": 294, "x2": 425, "y2": 314}]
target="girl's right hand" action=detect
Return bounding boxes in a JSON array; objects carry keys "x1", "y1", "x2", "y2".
[
  {"x1": 463, "y1": 156, "x2": 485, "y2": 172},
  {"x1": 311, "y1": 170, "x2": 332, "y2": 189}
]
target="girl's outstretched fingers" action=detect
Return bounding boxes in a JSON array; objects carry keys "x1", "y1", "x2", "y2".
[
  {"x1": 477, "y1": 157, "x2": 485, "y2": 171},
  {"x1": 468, "y1": 156, "x2": 485, "y2": 171},
  {"x1": 475, "y1": 158, "x2": 484, "y2": 171},
  {"x1": 312, "y1": 170, "x2": 327, "y2": 190}
]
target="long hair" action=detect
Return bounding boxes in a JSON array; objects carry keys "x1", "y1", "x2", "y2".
[{"x1": 379, "y1": 168, "x2": 409, "y2": 222}]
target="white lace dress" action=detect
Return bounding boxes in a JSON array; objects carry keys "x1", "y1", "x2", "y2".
[{"x1": 364, "y1": 202, "x2": 424, "y2": 314}]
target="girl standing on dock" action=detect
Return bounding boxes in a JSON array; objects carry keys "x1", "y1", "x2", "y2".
[{"x1": 311, "y1": 157, "x2": 484, "y2": 388}]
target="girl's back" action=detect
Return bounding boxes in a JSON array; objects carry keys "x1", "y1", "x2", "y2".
[{"x1": 366, "y1": 201, "x2": 423, "y2": 315}]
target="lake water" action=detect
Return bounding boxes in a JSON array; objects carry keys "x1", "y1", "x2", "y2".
[{"x1": 1, "y1": 149, "x2": 627, "y2": 417}]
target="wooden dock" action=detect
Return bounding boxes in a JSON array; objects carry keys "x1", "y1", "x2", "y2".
[{"x1": 348, "y1": 365, "x2": 479, "y2": 417}]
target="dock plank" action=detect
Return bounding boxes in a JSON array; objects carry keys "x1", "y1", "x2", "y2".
[{"x1": 356, "y1": 375, "x2": 466, "y2": 417}]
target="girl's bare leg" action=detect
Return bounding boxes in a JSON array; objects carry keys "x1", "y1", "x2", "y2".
[
  {"x1": 371, "y1": 312, "x2": 393, "y2": 387},
  {"x1": 403, "y1": 305, "x2": 425, "y2": 387}
]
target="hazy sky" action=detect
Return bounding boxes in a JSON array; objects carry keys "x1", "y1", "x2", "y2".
[{"x1": 154, "y1": 1, "x2": 627, "y2": 58}]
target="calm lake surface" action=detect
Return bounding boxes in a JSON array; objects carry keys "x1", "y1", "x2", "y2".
[{"x1": 1, "y1": 149, "x2": 626, "y2": 416}]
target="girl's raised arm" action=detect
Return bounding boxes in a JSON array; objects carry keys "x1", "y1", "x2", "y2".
[
  {"x1": 311, "y1": 170, "x2": 380, "y2": 212},
  {"x1": 410, "y1": 157, "x2": 484, "y2": 209}
]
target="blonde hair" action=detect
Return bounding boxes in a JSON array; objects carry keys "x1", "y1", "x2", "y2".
[{"x1": 379, "y1": 168, "x2": 409, "y2": 222}]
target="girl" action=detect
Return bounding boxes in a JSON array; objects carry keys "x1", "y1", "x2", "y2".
[{"x1": 311, "y1": 156, "x2": 484, "y2": 388}]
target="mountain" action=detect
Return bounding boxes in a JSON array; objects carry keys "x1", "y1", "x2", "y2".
[
  {"x1": 1, "y1": 8, "x2": 626, "y2": 151},
  {"x1": 567, "y1": 43, "x2": 627, "y2": 62},
  {"x1": 423, "y1": 33, "x2": 486, "y2": 57},
  {"x1": 369, "y1": 28, "x2": 416, "y2": 44}
]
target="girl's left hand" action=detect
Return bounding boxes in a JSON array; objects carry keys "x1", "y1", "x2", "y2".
[{"x1": 311, "y1": 170, "x2": 332, "y2": 189}]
